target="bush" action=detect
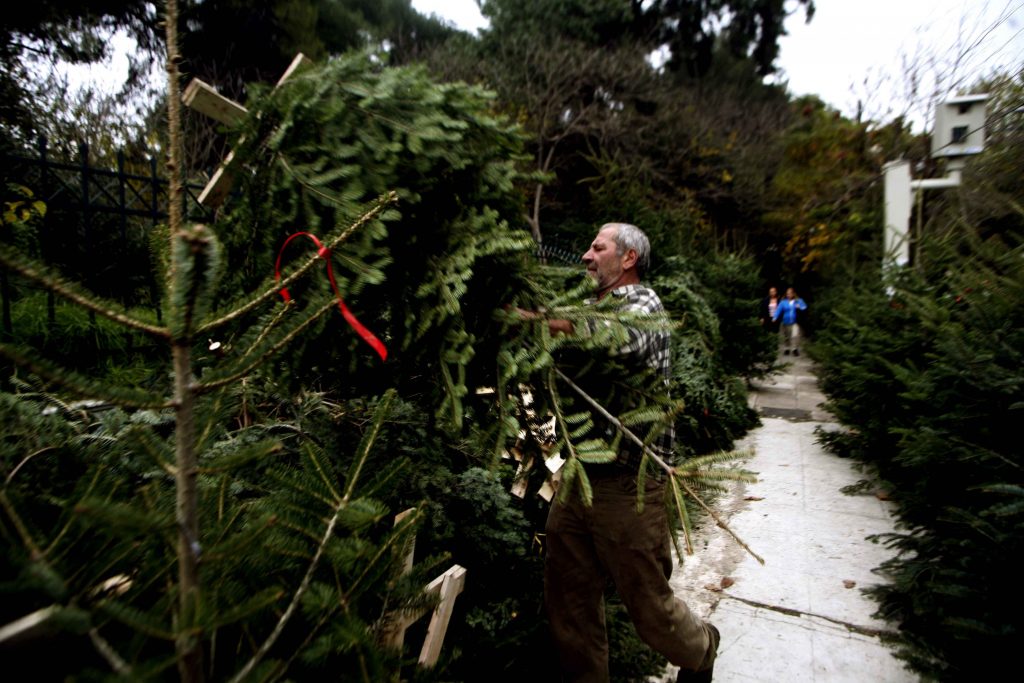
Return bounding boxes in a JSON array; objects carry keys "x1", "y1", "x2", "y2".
[
  {"x1": 811, "y1": 227, "x2": 1024, "y2": 679},
  {"x1": 654, "y1": 256, "x2": 761, "y2": 456}
]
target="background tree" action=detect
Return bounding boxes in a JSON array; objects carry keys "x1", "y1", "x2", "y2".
[{"x1": 0, "y1": 0, "x2": 158, "y2": 149}]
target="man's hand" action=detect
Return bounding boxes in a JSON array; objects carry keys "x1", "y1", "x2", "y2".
[{"x1": 508, "y1": 306, "x2": 573, "y2": 336}]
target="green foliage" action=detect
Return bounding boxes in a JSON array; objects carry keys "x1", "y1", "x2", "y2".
[
  {"x1": 763, "y1": 96, "x2": 921, "y2": 280},
  {"x1": 654, "y1": 257, "x2": 761, "y2": 457},
  {"x1": 811, "y1": 221, "x2": 1024, "y2": 678},
  {"x1": 479, "y1": 0, "x2": 814, "y2": 78},
  {"x1": 682, "y1": 252, "x2": 778, "y2": 379},
  {"x1": 0, "y1": 379, "x2": 426, "y2": 680},
  {"x1": 211, "y1": 52, "x2": 534, "y2": 426}
]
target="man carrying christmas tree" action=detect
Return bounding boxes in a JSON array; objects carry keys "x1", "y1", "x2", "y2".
[{"x1": 519, "y1": 223, "x2": 719, "y2": 682}]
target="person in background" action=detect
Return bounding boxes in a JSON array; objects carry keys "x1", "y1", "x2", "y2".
[
  {"x1": 759, "y1": 286, "x2": 780, "y2": 333},
  {"x1": 773, "y1": 287, "x2": 807, "y2": 356}
]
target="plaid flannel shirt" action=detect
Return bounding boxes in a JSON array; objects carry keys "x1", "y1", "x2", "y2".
[{"x1": 585, "y1": 284, "x2": 675, "y2": 471}]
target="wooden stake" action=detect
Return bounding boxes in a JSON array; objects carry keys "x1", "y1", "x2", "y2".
[
  {"x1": 181, "y1": 80, "x2": 248, "y2": 126},
  {"x1": 182, "y1": 53, "x2": 314, "y2": 208}
]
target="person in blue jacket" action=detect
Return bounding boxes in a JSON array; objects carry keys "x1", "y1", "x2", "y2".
[{"x1": 773, "y1": 287, "x2": 808, "y2": 356}]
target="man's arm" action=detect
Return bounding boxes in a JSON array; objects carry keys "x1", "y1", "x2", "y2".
[{"x1": 513, "y1": 308, "x2": 574, "y2": 336}]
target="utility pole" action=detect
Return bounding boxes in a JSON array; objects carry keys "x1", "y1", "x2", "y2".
[{"x1": 883, "y1": 94, "x2": 988, "y2": 273}]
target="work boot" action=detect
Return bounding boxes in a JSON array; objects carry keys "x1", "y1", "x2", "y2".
[
  {"x1": 793, "y1": 349, "x2": 800, "y2": 356},
  {"x1": 783, "y1": 349, "x2": 790, "y2": 356},
  {"x1": 676, "y1": 623, "x2": 720, "y2": 682}
]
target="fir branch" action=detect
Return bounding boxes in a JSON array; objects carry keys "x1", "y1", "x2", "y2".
[
  {"x1": 228, "y1": 494, "x2": 346, "y2": 683},
  {"x1": 0, "y1": 343, "x2": 170, "y2": 409},
  {"x1": 5, "y1": 446, "x2": 58, "y2": 486},
  {"x1": 89, "y1": 627, "x2": 133, "y2": 677},
  {"x1": 121, "y1": 427, "x2": 176, "y2": 476},
  {"x1": 553, "y1": 367, "x2": 764, "y2": 564},
  {"x1": 232, "y1": 391, "x2": 394, "y2": 681},
  {"x1": 196, "y1": 192, "x2": 397, "y2": 335},
  {"x1": 162, "y1": 2, "x2": 205, "y2": 679},
  {"x1": 669, "y1": 475, "x2": 694, "y2": 555},
  {"x1": 0, "y1": 245, "x2": 169, "y2": 339},
  {"x1": 344, "y1": 510, "x2": 423, "y2": 604},
  {"x1": 47, "y1": 467, "x2": 106, "y2": 561},
  {"x1": 343, "y1": 389, "x2": 394, "y2": 502},
  {"x1": 240, "y1": 300, "x2": 294, "y2": 364},
  {"x1": 197, "y1": 440, "x2": 284, "y2": 475},
  {"x1": 307, "y1": 443, "x2": 343, "y2": 504},
  {"x1": 548, "y1": 368, "x2": 594, "y2": 505},
  {"x1": 97, "y1": 599, "x2": 177, "y2": 640},
  {"x1": 192, "y1": 299, "x2": 335, "y2": 395},
  {"x1": 278, "y1": 154, "x2": 374, "y2": 211},
  {"x1": 0, "y1": 490, "x2": 42, "y2": 558}
]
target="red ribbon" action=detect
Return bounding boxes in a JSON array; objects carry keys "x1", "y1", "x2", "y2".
[{"x1": 274, "y1": 232, "x2": 388, "y2": 361}]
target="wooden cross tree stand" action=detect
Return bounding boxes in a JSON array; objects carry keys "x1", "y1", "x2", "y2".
[
  {"x1": 181, "y1": 57, "x2": 468, "y2": 668},
  {"x1": 181, "y1": 52, "x2": 314, "y2": 207},
  {"x1": 384, "y1": 509, "x2": 467, "y2": 668}
]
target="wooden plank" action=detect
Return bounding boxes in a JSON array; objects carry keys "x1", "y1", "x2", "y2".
[
  {"x1": 418, "y1": 565, "x2": 467, "y2": 667},
  {"x1": 276, "y1": 53, "x2": 314, "y2": 87},
  {"x1": 196, "y1": 53, "x2": 315, "y2": 208},
  {"x1": 197, "y1": 150, "x2": 236, "y2": 208},
  {"x1": 0, "y1": 606, "x2": 58, "y2": 645},
  {"x1": 385, "y1": 507, "x2": 420, "y2": 649},
  {"x1": 181, "y1": 79, "x2": 248, "y2": 127},
  {"x1": 388, "y1": 574, "x2": 446, "y2": 635},
  {"x1": 394, "y1": 507, "x2": 417, "y2": 576}
]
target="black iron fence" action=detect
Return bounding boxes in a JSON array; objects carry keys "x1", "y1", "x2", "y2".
[
  {"x1": 1, "y1": 137, "x2": 213, "y2": 337},
  {"x1": 535, "y1": 237, "x2": 583, "y2": 266}
]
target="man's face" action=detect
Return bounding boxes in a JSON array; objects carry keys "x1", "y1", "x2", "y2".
[{"x1": 582, "y1": 226, "x2": 625, "y2": 292}]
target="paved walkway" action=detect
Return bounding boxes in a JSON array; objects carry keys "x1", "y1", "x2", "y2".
[{"x1": 660, "y1": 353, "x2": 920, "y2": 682}]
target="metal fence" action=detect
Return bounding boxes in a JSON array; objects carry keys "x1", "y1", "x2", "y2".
[
  {"x1": 535, "y1": 237, "x2": 584, "y2": 266},
  {"x1": 1, "y1": 137, "x2": 213, "y2": 337}
]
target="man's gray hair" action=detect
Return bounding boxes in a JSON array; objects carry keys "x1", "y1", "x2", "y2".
[{"x1": 602, "y1": 222, "x2": 651, "y2": 277}]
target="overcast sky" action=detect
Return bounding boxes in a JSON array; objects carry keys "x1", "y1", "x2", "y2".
[{"x1": 411, "y1": 0, "x2": 1024, "y2": 131}]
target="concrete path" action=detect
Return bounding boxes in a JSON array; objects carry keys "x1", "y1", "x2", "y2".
[{"x1": 660, "y1": 353, "x2": 920, "y2": 682}]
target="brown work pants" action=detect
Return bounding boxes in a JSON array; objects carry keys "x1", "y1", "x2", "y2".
[{"x1": 544, "y1": 472, "x2": 714, "y2": 683}]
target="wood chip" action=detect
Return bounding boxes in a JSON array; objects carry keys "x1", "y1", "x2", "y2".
[
  {"x1": 744, "y1": 496, "x2": 764, "y2": 501},
  {"x1": 843, "y1": 580, "x2": 856, "y2": 589}
]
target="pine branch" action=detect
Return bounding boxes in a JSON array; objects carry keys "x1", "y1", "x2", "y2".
[
  {"x1": 0, "y1": 343, "x2": 170, "y2": 409},
  {"x1": 0, "y1": 245, "x2": 169, "y2": 339},
  {"x1": 0, "y1": 490, "x2": 42, "y2": 558},
  {"x1": 229, "y1": 389, "x2": 397, "y2": 682},
  {"x1": 548, "y1": 367, "x2": 592, "y2": 505},
  {"x1": 89, "y1": 627, "x2": 133, "y2": 677},
  {"x1": 196, "y1": 191, "x2": 397, "y2": 335},
  {"x1": 228, "y1": 485, "x2": 343, "y2": 682},
  {"x1": 553, "y1": 367, "x2": 765, "y2": 565},
  {"x1": 344, "y1": 390, "x2": 396, "y2": 503},
  {"x1": 192, "y1": 299, "x2": 335, "y2": 395}
]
